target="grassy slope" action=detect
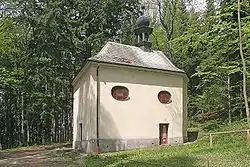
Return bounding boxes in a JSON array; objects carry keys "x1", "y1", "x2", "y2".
[{"x1": 85, "y1": 120, "x2": 250, "y2": 167}]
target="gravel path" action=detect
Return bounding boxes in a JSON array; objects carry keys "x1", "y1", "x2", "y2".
[{"x1": 0, "y1": 145, "x2": 85, "y2": 167}]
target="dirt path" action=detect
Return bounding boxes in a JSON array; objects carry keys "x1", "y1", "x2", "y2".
[{"x1": 0, "y1": 145, "x2": 85, "y2": 167}]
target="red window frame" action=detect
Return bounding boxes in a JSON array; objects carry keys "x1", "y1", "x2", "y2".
[
  {"x1": 111, "y1": 86, "x2": 129, "y2": 101},
  {"x1": 158, "y1": 91, "x2": 172, "y2": 104}
]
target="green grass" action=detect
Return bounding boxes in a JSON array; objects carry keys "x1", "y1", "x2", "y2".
[
  {"x1": 85, "y1": 120, "x2": 250, "y2": 167},
  {"x1": 85, "y1": 136, "x2": 250, "y2": 167}
]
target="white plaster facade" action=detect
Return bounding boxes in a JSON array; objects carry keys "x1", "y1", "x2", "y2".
[{"x1": 72, "y1": 61, "x2": 188, "y2": 153}]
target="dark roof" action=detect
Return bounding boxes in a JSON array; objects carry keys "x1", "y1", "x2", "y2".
[
  {"x1": 136, "y1": 15, "x2": 150, "y2": 27},
  {"x1": 88, "y1": 42, "x2": 184, "y2": 73}
]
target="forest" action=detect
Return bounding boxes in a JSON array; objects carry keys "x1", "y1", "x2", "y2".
[{"x1": 0, "y1": 0, "x2": 249, "y2": 150}]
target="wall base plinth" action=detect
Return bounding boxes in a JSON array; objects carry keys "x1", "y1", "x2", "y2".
[{"x1": 74, "y1": 137, "x2": 183, "y2": 153}]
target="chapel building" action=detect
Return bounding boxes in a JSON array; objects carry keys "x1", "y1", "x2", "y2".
[{"x1": 72, "y1": 14, "x2": 188, "y2": 153}]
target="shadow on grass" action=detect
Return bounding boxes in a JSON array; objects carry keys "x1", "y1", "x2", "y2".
[{"x1": 85, "y1": 154, "x2": 204, "y2": 167}]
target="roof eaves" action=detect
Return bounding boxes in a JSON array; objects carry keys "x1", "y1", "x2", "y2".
[
  {"x1": 88, "y1": 42, "x2": 111, "y2": 61},
  {"x1": 156, "y1": 51, "x2": 183, "y2": 72},
  {"x1": 71, "y1": 61, "x2": 91, "y2": 86},
  {"x1": 88, "y1": 59, "x2": 185, "y2": 75}
]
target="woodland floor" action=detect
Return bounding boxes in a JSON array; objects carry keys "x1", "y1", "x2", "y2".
[{"x1": 0, "y1": 144, "x2": 85, "y2": 167}]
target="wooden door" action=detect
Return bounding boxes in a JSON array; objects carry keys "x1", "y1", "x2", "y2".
[{"x1": 159, "y1": 124, "x2": 168, "y2": 145}]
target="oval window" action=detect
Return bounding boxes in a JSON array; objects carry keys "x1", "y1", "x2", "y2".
[
  {"x1": 158, "y1": 91, "x2": 172, "y2": 104},
  {"x1": 111, "y1": 86, "x2": 129, "y2": 101}
]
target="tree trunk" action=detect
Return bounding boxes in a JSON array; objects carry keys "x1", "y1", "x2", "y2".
[
  {"x1": 26, "y1": 119, "x2": 30, "y2": 145},
  {"x1": 21, "y1": 92, "x2": 25, "y2": 145},
  {"x1": 237, "y1": 0, "x2": 250, "y2": 124},
  {"x1": 52, "y1": 116, "x2": 55, "y2": 142},
  {"x1": 228, "y1": 75, "x2": 231, "y2": 123},
  {"x1": 240, "y1": 86, "x2": 243, "y2": 118}
]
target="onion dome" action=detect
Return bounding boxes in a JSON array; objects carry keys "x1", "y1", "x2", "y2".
[{"x1": 136, "y1": 15, "x2": 150, "y2": 27}]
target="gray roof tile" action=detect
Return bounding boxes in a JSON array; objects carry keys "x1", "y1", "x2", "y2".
[{"x1": 88, "y1": 42, "x2": 184, "y2": 73}]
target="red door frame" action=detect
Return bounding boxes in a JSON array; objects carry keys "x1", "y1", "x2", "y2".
[{"x1": 159, "y1": 123, "x2": 169, "y2": 145}]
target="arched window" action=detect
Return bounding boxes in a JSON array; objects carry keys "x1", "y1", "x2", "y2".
[
  {"x1": 158, "y1": 91, "x2": 172, "y2": 104},
  {"x1": 111, "y1": 86, "x2": 129, "y2": 101}
]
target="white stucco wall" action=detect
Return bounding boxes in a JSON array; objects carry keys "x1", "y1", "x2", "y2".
[
  {"x1": 73, "y1": 66, "x2": 97, "y2": 148},
  {"x1": 73, "y1": 63, "x2": 187, "y2": 147},
  {"x1": 98, "y1": 65, "x2": 185, "y2": 141}
]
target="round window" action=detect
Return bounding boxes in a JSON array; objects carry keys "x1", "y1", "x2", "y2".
[
  {"x1": 158, "y1": 91, "x2": 172, "y2": 104},
  {"x1": 111, "y1": 86, "x2": 129, "y2": 101}
]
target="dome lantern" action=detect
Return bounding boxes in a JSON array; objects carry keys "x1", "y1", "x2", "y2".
[{"x1": 134, "y1": 8, "x2": 153, "y2": 52}]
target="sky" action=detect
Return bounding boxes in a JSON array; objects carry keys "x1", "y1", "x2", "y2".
[{"x1": 188, "y1": 0, "x2": 206, "y2": 11}]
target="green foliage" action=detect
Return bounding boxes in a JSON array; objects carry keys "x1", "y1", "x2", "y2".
[
  {"x1": 190, "y1": 118, "x2": 250, "y2": 133},
  {"x1": 0, "y1": 0, "x2": 140, "y2": 149},
  {"x1": 169, "y1": 0, "x2": 250, "y2": 122},
  {"x1": 187, "y1": 127, "x2": 200, "y2": 132},
  {"x1": 151, "y1": 26, "x2": 167, "y2": 51},
  {"x1": 1, "y1": 0, "x2": 250, "y2": 151}
]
